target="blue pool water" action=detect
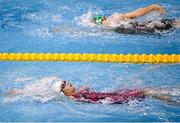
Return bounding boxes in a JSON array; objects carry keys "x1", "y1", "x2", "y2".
[{"x1": 0, "y1": 0, "x2": 180, "y2": 122}]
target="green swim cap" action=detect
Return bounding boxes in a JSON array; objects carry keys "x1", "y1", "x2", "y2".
[{"x1": 94, "y1": 15, "x2": 104, "y2": 25}]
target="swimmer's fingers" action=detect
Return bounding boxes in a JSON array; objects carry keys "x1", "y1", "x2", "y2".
[
  {"x1": 156, "y1": 7, "x2": 166, "y2": 14},
  {"x1": 152, "y1": 4, "x2": 166, "y2": 14},
  {"x1": 52, "y1": 27, "x2": 62, "y2": 33}
]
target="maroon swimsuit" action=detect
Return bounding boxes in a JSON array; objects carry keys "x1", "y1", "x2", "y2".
[{"x1": 73, "y1": 88, "x2": 146, "y2": 104}]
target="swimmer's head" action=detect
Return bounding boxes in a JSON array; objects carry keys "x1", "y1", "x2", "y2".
[
  {"x1": 60, "y1": 81, "x2": 75, "y2": 96},
  {"x1": 93, "y1": 15, "x2": 107, "y2": 25}
]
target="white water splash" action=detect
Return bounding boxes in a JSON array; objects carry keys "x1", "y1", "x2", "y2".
[
  {"x1": 4, "y1": 77, "x2": 65, "y2": 103},
  {"x1": 25, "y1": 12, "x2": 62, "y2": 23},
  {"x1": 74, "y1": 10, "x2": 102, "y2": 27},
  {"x1": 14, "y1": 77, "x2": 33, "y2": 83}
]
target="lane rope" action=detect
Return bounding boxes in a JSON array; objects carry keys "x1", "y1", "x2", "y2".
[{"x1": 0, "y1": 53, "x2": 179, "y2": 64}]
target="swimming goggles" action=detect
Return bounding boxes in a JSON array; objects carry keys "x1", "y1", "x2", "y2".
[
  {"x1": 94, "y1": 15, "x2": 106, "y2": 25},
  {"x1": 60, "y1": 80, "x2": 67, "y2": 93}
]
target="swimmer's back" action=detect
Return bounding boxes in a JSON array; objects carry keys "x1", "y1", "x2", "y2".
[
  {"x1": 73, "y1": 88, "x2": 145, "y2": 104},
  {"x1": 113, "y1": 19, "x2": 175, "y2": 34}
]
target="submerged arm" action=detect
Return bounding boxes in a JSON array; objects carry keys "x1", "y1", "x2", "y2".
[
  {"x1": 5, "y1": 88, "x2": 23, "y2": 97},
  {"x1": 125, "y1": 4, "x2": 166, "y2": 19}
]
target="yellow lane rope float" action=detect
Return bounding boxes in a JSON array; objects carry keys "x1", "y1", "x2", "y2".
[{"x1": 0, "y1": 53, "x2": 179, "y2": 64}]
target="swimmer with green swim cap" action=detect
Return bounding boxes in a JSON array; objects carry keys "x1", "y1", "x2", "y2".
[
  {"x1": 93, "y1": 15, "x2": 107, "y2": 25},
  {"x1": 53, "y1": 4, "x2": 180, "y2": 34},
  {"x1": 93, "y1": 4, "x2": 166, "y2": 26},
  {"x1": 92, "y1": 4, "x2": 180, "y2": 34}
]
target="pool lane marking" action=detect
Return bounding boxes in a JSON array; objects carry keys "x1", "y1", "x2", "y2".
[{"x1": 0, "y1": 53, "x2": 179, "y2": 64}]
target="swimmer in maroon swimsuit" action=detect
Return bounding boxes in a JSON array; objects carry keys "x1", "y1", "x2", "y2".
[
  {"x1": 5, "y1": 79, "x2": 179, "y2": 105},
  {"x1": 59, "y1": 81, "x2": 178, "y2": 104}
]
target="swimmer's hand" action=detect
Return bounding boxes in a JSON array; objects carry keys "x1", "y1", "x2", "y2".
[
  {"x1": 68, "y1": 96, "x2": 75, "y2": 99},
  {"x1": 52, "y1": 26, "x2": 70, "y2": 33},
  {"x1": 151, "y1": 4, "x2": 166, "y2": 14},
  {"x1": 52, "y1": 26, "x2": 79, "y2": 34},
  {"x1": 5, "y1": 88, "x2": 22, "y2": 96},
  {"x1": 52, "y1": 28, "x2": 61, "y2": 33}
]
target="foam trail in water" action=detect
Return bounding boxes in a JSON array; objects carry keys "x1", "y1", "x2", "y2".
[
  {"x1": 28, "y1": 27, "x2": 53, "y2": 38},
  {"x1": 3, "y1": 77, "x2": 65, "y2": 103}
]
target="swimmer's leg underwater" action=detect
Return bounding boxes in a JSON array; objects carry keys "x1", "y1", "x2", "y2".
[{"x1": 144, "y1": 88, "x2": 180, "y2": 106}]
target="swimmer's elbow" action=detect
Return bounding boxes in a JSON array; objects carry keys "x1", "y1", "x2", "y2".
[{"x1": 125, "y1": 13, "x2": 137, "y2": 19}]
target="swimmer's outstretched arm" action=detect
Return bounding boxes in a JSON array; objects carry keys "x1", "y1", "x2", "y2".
[
  {"x1": 125, "y1": 4, "x2": 166, "y2": 19},
  {"x1": 52, "y1": 26, "x2": 81, "y2": 34},
  {"x1": 5, "y1": 88, "x2": 23, "y2": 97},
  {"x1": 52, "y1": 26, "x2": 70, "y2": 33}
]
